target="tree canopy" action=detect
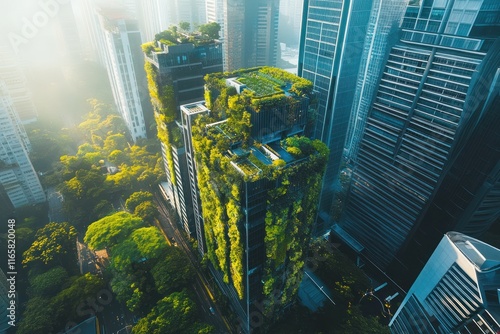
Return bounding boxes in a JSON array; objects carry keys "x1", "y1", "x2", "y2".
[
  {"x1": 132, "y1": 290, "x2": 215, "y2": 334},
  {"x1": 125, "y1": 191, "x2": 154, "y2": 212},
  {"x1": 22, "y1": 222, "x2": 77, "y2": 270},
  {"x1": 84, "y1": 211, "x2": 145, "y2": 250},
  {"x1": 151, "y1": 247, "x2": 195, "y2": 295},
  {"x1": 111, "y1": 226, "x2": 167, "y2": 272},
  {"x1": 198, "y1": 22, "x2": 221, "y2": 39}
]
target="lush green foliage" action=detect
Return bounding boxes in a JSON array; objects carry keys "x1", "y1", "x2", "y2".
[
  {"x1": 17, "y1": 273, "x2": 105, "y2": 334},
  {"x1": 198, "y1": 22, "x2": 221, "y2": 39},
  {"x1": 151, "y1": 247, "x2": 195, "y2": 295},
  {"x1": 84, "y1": 211, "x2": 145, "y2": 250},
  {"x1": 28, "y1": 266, "x2": 68, "y2": 297},
  {"x1": 132, "y1": 290, "x2": 215, "y2": 334},
  {"x1": 134, "y1": 201, "x2": 159, "y2": 222},
  {"x1": 193, "y1": 68, "x2": 327, "y2": 308},
  {"x1": 111, "y1": 227, "x2": 167, "y2": 272},
  {"x1": 57, "y1": 101, "x2": 163, "y2": 225},
  {"x1": 144, "y1": 60, "x2": 179, "y2": 185},
  {"x1": 26, "y1": 126, "x2": 75, "y2": 174},
  {"x1": 22, "y1": 222, "x2": 77, "y2": 269},
  {"x1": 125, "y1": 191, "x2": 154, "y2": 212},
  {"x1": 204, "y1": 67, "x2": 313, "y2": 113}
]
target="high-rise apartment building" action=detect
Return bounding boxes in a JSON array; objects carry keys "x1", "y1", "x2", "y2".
[
  {"x1": 0, "y1": 82, "x2": 45, "y2": 208},
  {"x1": 0, "y1": 44, "x2": 38, "y2": 124},
  {"x1": 143, "y1": 31, "x2": 223, "y2": 242},
  {"x1": 222, "y1": 0, "x2": 279, "y2": 71},
  {"x1": 335, "y1": 0, "x2": 500, "y2": 284},
  {"x1": 97, "y1": 7, "x2": 150, "y2": 142},
  {"x1": 389, "y1": 232, "x2": 500, "y2": 334},
  {"x1": 298, "y1": 0, "x2": 374, "y2": 228},
  {"x1": 194, "y1": 67, "x2": 327, "y2": 332}
]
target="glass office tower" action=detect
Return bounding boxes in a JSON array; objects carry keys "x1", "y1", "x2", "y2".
[
  {"x1": 335, "y1": 0, "x2": 500, "y2": 283},
  {"x1": 298, "y1": 0, "x2": 375, "y2": 228}
]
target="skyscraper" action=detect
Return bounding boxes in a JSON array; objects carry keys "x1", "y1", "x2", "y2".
[
  {"x1": 0, "y1": 44, "x2": 38, "y2": 124},
  {"x1": 96, "y1": 6, "x2": 150, "y2": 142},
  {"x1": 298, "y1": 0, "x2": 374, "y2": 228},
  {"x1": 194, "y1": 67, "x2": 327, "y2": 332},
  {"x1": 0, "y1": 82, "x2": 45, "y2": 208},
  {"x1": 335, "y1": 0, "x2": 500, "y2": 283},
  {"x1": 389, "y1": 232, "x2": 500, "y2": 333},
  {"x1": 222, "y1": 0, "x2": 279, "y2": 71},
  {"x1": 344, "y1": 0, "x2": 408, "y2": 160},
  {"x1": 143, "y1": 30, "x2": 223, "y2": 243}
]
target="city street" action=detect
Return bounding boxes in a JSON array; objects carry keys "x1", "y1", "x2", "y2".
[{"x1": 154, "y1": 192, "x2": 233, "y2": 334}]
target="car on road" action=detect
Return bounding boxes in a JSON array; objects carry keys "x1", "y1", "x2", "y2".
[{"x1": 209, "y1": 307, "x2": 215, "y2": 315}]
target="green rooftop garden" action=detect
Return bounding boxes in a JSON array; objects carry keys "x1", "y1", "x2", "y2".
[
  {"x1": 237, "y1": 71, "x2": 285, "y2": 97},
  {"x1": 141, "y1": 22, "x2": 221, "y2": 56},
  {"x1": 204, "y1": 67, "x2": 314, "y2": 113}
]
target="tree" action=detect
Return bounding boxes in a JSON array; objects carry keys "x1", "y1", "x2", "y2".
[
  {"x1": 50, "y1": 273, "x2": 106, "y2": 330},
  {"x1": 198, "y1": 22, "x2": 221, "y2": 39},
  {"x1": 59, "y1": 167, "x2": 109, "y2": 224},
  {"x1": 84, "y1": 211, "x2": 145, "y2": 250},
  {"x1": 151, "y1": 247, "x2": 195, "y2": 295},
  {"x1": 134, "y1": 201, "x2": 158, "y2": 222},
  {"x1": 111, "y1": 226, "x2": 167, "y2": 272},
  {"x1": 108, "y1": 149, "x2": 130, "y2": 165},
  {"x1": 22, "y1": 222, "x2": 77, "y2": 270},
  {"x1": 103, "y1": 133, "x2": 128, "y2": 154},
  {"x1": 339, "y1": 306, "x2": 390, "y2": 334},
  {"x1": 132, "y1": 290, "x2": 214, "y2": 334},
  {"x1": 29, "y1": 266, "x2": 69, "y2": 297},
  {"x1": 16, "y1": 296, "x2": 55, "y2": 334},
  {"x1": 125, "y1": 191, "x2": 154, "y2": 212},
  {"x1": 179, "y1": 21, "x2": 190, "y2": 32}
]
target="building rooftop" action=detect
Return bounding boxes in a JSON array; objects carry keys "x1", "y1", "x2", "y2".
[
  {"x1": 181, "y1": 101, "x2": 210, "y2": 115},
  {"x1": 447, "y1": 231, "x2": 500, "y2": 272}
]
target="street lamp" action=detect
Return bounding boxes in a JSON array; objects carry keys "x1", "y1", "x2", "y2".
[
  {"x1": 359, "y1": 290, "x2": 392, "y2": 318},
  {"x1": 116, "y1": 325, "x2": 132, "y2": 334}
]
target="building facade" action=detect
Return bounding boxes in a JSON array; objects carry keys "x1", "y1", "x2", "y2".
[
  {"x1": 389, "y1": 232, "x2": 500, "y2": 334},
  {"x1": 0, "y1": 44, "x2": 38, "y2": 124},
  {"x1": 298, "y1": 0, "x2": 374, "y2": 229},
  {"x1": 144, "y1": 34, "x2": 223, "y2": 243},
  {"x1": 0, "y1": 82, "x2": 45, "y2": 208},
  {"x1": 335, "y1": 0, "x2": 500, "y2": 284},
  {"x1": 222, "y1": 0, "x2": 279, "y2": 71},
  {"x1": 344, "y1": 0, "x2": 408, "y2": 160},
  {"x1": 97, "y1": 7, "x2": 150, "y2": 142},
  {"x1": 195, "y1": 67, "x2": 327, "y2": 332}
]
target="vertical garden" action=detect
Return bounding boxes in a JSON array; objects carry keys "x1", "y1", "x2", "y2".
[{"x1": 192, "y1": 67, "x2": 328, "y2": 317}]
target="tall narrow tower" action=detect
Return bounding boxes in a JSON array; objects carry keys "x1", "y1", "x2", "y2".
[
  {"x1": 0, "y1": 82, "x2": 45, "y2": 208},
  {"x1": 96, "y1": 6, "x2": 151, "y2": 142},
  {"x1": 143, "y1": 30, "x2": 223, "y2": 248},
  {"x1": 298, "y1": 0, "x2": 375, "y2": 229}
]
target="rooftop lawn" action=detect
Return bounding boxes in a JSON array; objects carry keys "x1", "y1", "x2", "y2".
[{"x1": 237, "y1": 72, "x2": 286, "y2": 97}]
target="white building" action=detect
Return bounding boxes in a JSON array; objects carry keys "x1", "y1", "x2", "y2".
[
  {"x1": 0, "y1": 44, "x2": 37, "y2": 124},
  {"x1": 97, "y1": 7, "x2": 148, "y2": 142},
  {"x1": 0, "y1": 82, "x2": 45, "y2": 208},
  {"x1": 390, "y1": 232, "x2": 500, "y2": 333}
]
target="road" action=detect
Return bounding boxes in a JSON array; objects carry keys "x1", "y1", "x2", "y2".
[
  {"x1": 76, "y1": 240, "x2": 135, "y2": 334},
  {"x1": 154, "y1": 193, "x2": 233, "y2": 334}
]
